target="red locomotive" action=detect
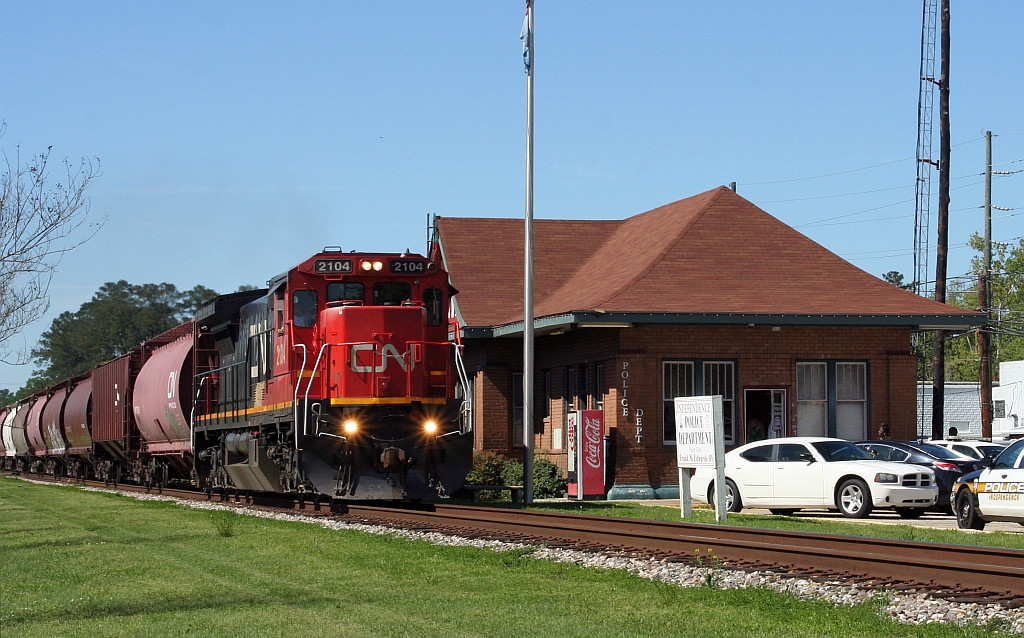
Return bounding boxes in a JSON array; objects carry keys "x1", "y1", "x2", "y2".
[{"x1": 1, "y1": 247, "x2": 473, "y2": 499}]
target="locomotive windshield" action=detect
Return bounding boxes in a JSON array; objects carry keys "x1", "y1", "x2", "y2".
[
  {"x1": 373, "y1": 282, "x2": 412, "y2": 306},
  {"x1": 293, "y1": 290, "x2": 317, "y2": 327},
  {"x1": 327, "y1": 282, "x2": 364, "y2": 303}
]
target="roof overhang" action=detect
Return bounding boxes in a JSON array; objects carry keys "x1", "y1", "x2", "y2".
[{"x1": 461, "y1": 310, "x2": 985, "y2": 339}]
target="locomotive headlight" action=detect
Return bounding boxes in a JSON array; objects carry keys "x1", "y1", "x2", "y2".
[
  {"x1": 372, "y1": 260, "x2": 383, "y2": 271},
  {"x1": 359, "y1": 260, "x2": 384, "y2": 272},
  {"x1": 343, "y1": 419, "x2": 359, "y2": 435},
  {"x1": 423, "y1": 420, "x2": 439, "y2": 435}
]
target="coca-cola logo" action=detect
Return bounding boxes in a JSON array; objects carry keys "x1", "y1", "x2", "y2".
[{"x1": 584, "y1": 415, "x2": 602, "y2": 469}]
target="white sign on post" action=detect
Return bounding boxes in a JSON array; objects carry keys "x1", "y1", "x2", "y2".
[{"x1": 674, "y1": 395, "x2": 727, "y2": 522}]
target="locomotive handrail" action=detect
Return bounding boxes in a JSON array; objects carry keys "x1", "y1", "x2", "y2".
[
  {"x1": 303, "y1": 343, "x2": 330, "y2": 438},
  {"x1": 448, "y1": 316, "x2": 472, "y2": 433},
  {"x1": 193, "y1": 361, "x2": 248, "y2": 418},
  {"x1": 189, "y1": 374, "x2": 209, "y2": 455},
  {"x1": 453, "y1": 345, "x2": 472, "y2": 433},
  {"x1": 293, "y1": 343, "x2": 307, "y2": 453}
]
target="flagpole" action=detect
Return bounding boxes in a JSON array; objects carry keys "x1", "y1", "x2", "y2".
[{"x1": 522, "y1": 0, "x2": 535, "y2": 504}]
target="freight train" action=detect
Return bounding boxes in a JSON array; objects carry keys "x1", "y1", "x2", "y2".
[{"x1": 0, "y1": 247, "x2": 473, "y2": 499}]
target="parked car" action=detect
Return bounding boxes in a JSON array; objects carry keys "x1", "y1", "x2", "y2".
[
  {"x1": 690, "y1": 437, "x2": 938, "y2": 519},
  {"x1": 856, "y1": 441, "x2": 977, "y2": 514},
  {"x1": 951, "y1": 438, "x2": 1024, "y2": 530},
  {"x1": 927, "y1": 439, "x2": 1008, "y2": 462}
]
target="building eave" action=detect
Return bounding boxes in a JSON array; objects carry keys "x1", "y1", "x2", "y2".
[{"x1": 461, "y1": 311, "x2": 984, "y2": 339}]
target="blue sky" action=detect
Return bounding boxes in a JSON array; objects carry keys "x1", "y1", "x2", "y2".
[{"x1": 2, "y1": 1, "x2": 1022, "y2": 392}]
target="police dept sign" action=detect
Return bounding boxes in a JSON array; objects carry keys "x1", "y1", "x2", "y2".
[{"x1": 674, "y1": 395, "x2": 724, "y2": 468}]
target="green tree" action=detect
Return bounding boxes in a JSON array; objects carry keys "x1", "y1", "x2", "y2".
[
  {"x1": 882, "y1": 270, "x2": 914, "y2": 290},
  {"x1": 28, "y1": 281, "x2": 218, "y2": 387},
  {"x1": 943, "y1": 234, "x2": 1024, "y2": 382}
]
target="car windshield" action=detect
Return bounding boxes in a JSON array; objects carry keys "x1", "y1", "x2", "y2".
[
  {"x1": 992, "y1": 440, "x2": 1024, "y2": 469},
  {"x1": 978, "y1": 445, "x2": 1006, "y2": 459},
  {"x1": 908, "y1": 442, "x2": 962, "y2": 460},
  {"x1": 811, "y1": 440, "x2": 873, "y2": 461}
]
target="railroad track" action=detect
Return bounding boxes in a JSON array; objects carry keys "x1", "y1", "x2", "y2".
[
  {"x1": 337, "y1": 503, "x2": 1024, "y2": 607},
  {"x1": 11, "y1": 473, "x2": 1024, "y2": 606}
]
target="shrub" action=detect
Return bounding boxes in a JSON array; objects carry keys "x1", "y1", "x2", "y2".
[
  {"x1": 532, "y1": 458, "x2": 568, "y2": 498},
  {"x1": 501, "y1": 457, "x2": 567, "y2": 499},
  {"x1": 464, "y1": 452, "x2": 568, "y2": 501},
  {"x1": 465, "y1": 451, "x2": 507, "y2": 486}
]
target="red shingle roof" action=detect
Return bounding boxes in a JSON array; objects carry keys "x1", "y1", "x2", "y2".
[{"x1": 436, "y1": 186, "x2": 981, "y2": 330}]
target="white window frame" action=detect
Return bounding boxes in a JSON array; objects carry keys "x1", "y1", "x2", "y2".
[
  {"x1": 663, "y1": 360, "x2": 735, "y2": 446},
  {"x1": 796, "y1": 361, "x2": 868, "y2": 440}
]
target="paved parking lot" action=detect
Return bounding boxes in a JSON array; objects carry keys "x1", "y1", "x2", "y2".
[{"x1": 629, "y1": 500, "x2": 1024, "y2": 533}]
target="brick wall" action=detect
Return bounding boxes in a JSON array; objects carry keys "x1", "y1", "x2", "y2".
[{"x1": 465, "y1": 323, "x2": 916, "y2": 489}]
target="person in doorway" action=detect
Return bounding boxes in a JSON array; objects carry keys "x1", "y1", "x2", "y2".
[
  {"x1": 747, "y1": 417, "x2": 765, "y2": 442},
  {"x1": 877, "y1": 423, "x2": 890, "y2": 440}
]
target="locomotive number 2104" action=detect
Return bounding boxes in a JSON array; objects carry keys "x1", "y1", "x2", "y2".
[{"x1": 314, "y1": 259, "x2": 354, "y2": 273}]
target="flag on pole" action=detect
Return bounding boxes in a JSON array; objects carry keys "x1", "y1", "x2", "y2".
[{"x1": 520, "y1": 0, "x2": 532, "y2": 74}]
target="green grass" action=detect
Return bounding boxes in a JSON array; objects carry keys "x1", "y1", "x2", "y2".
[{"x1": 0, "y1": 477, "x2": 1016, "y2": 637}]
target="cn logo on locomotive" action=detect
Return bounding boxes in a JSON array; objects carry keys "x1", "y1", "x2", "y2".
[{"x1": 349, "y1": 343, "x2": 413, "y2": 373}]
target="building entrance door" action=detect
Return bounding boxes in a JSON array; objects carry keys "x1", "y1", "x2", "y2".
[{"x1": 744, "y1": 389, "x2": 786, "y2": 443}]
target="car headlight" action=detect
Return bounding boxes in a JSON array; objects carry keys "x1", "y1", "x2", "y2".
[{"x1": 873, "y1": 472, "x2": 898, "y2": 484}]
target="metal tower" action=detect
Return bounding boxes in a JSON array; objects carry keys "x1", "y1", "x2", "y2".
[{"x1": 914, "y1": 0, "x2": 939, "y2": 297}]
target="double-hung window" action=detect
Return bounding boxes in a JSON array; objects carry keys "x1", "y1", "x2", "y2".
[
  {"x1": 663, "y1": 360, "x2": 735, "y2": 446},
  {"x1": 796, "y1": 361, "x2": 867, "y2": 439}
]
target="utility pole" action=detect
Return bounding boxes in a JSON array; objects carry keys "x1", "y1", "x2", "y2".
[
  {"x1": 930, "y1": 0, "x2": 950, "y2": 442},
  {"x1": 521, "y1": 0, "x2": 535, "y2": 503},
  {"x1": 979, "y1": 131, "x2": 993, "y2": 438}
]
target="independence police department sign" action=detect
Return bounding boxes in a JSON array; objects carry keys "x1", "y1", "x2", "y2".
[
  {"x1": 674, "y1": 395, "x2": 727, "y2": 521},
  {"x1": 674, "y1": 395, "x2": 723, "y2": 468}
]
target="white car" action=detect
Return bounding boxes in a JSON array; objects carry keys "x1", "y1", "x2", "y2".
[
  {"x1": 690, "y1": 437, "x2": 938, "y2": 518},
  {"x1": 927, "y1": 439, "x2": 1008, "y2": 462}
]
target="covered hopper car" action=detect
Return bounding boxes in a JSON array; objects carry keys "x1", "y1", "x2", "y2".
[{"x1": 1, "y1": 247, "x2": 473, "y2": 499}]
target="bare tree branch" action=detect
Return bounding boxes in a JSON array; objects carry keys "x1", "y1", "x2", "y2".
[{"x1": 0, "y1": 123, "x2": 105, "y2": 365}]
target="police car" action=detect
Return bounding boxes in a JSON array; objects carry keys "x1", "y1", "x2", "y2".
[{"x1": 951, "y1": 438, "x2": 1024, "y2": 530}]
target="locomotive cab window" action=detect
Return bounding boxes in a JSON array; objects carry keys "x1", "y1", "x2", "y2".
[
  {"x1": 293, "y1": 290, "x2": 318, "y2": 327},
  {"x1": 373, "y1": 282, "x2": 411, "y2": 306},
  {"x1": 424, "y1": 288, "x2": 443, "y2": 326},
  {"x1": 327, "y1": 282, "x2": 364, "y2": 304},
  {"x1": 274, "y1": 287, "x2": 285, "y2": 332}
]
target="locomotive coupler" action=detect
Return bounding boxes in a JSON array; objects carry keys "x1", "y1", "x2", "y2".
[{"x1": 380, "y1": 446, "x2": 415, "y2": 473}]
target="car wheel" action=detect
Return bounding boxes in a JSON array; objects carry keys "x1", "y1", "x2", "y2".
[
  {"x1": 709, "y1": 479, "x2": 743, "y2": 513},
  {"x1": 768, "y1": 508, "x2": 798, "y2": 516},
  {"x1": 837, "y1": 478, "x2": 873, "y2": 518},
  {"x1": 955, "y1": 489, "x2": 986, "y2": 530},
  {"x1": 894, "y1": 507, "x2": 924, "y2": 519}
]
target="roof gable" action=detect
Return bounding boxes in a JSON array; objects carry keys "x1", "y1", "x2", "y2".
[{"x1": 436, "y1": 186, "x2": 982, "y2": 331}]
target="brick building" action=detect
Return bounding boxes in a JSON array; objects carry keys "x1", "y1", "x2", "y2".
[{"x1": 433, "y1": 187, "x2": 983, "y2": 498}]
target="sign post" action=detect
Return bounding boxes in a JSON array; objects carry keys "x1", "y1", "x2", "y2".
[{"x1": 674, "y1": 395, "x2": 726, "y2": 522}]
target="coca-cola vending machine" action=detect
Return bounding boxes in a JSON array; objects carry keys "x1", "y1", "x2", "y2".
[{"x1": 567, "y1": 409, "x2": 605, "y2": 499}]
